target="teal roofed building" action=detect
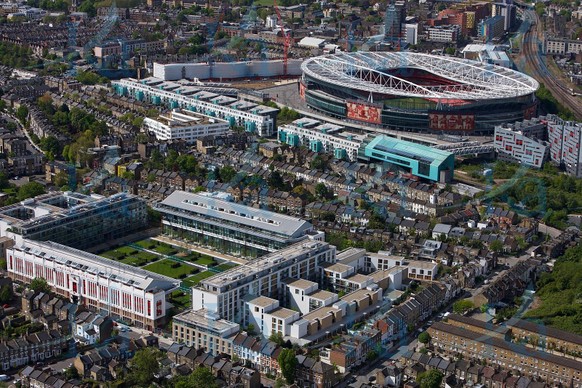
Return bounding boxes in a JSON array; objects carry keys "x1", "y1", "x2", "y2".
[{"x1": 364, "y1": 135, "x2": 454, "y2": 182}]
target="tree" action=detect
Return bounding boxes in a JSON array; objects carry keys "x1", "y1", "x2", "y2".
[
  {"x1": 417, "y1": 369, "x2": 444, "y2": 388},
  {"x1": 15, "y1": 105, "x2": 28, "y2": 124},
  {"x1": 64, "y1": 366, "x2": 79, "y2": 380},
  {"x1": 269, "y1": 331, "x2": 285, "y2": 346},
  {"x1": 315, "y1": 183, "x2": 330, "y2": 200},
  {"x1": 278, "y1": 348, "x2": 298, "y2": 384},
  {"x1": 418, "y1": 331, "x2": 431, "y2": 344},
  {"x1": 310, "y1": 155, "x2": 327, "y2": 171},
  {"x1": 453, "y1": 299, "x2": 475, "y2": 315},
  {"x1": 0, "y1": 285, "x2": 12, "y2": 304},
  {"x1": 128, "y1": 348, "x2": 163, "y2": 385},
  {"x1": 29, "y1": 278, "x2": 50, "y2": 293},
  {"x1": 175, "y1": 366, "x2": 219, "y2": 388},
  {"x1": 17, "y1": 182, "x2": 45, "y2": 201},
  {"x1": 490, "y1": 239, "x2": 503, "y2": 253},
  {"x1": 218, "y1": 166, "x2": 237, "y2": 183}
]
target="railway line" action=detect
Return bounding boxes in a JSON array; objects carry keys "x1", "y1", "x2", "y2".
[{"x1": 521, "y1": 9, "x2": 582, "y2": 119}]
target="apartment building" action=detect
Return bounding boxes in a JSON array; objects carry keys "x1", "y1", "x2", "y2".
[
  {"x1": 426, "y1": 25, "x2": 461, "y2": 42},
  {"x1": 366, "y1": 252, "x2": 437, "y2": 281},
  {"x1": 547, "y1": 115, "x2": 582, "y2": 177},
  {"x1": 428, "y1": 322, "x2": 582, "y2": 387},
  {"x1": 284, "y1": 278, "x2": 338, "y2": 315},
  {"x1": 0, "y1": 192, "x2": 148, "y2": 250},
  {"x1": 290, "y1": 288, "x2": 382, "y2": 340},
  {"x1": 155, "y1": 190, "x2": 319, "y2": 257},
  {"x1": 494, "y1": 124, "x2": 549, "y2": 168},
  {"x1": 112, "y1": 78, "x2": 277, "y2": 136},
  {"x1": 7, "y1": 240, "x2": 179, "y2": 330},
  {"x1": 278, "y1": 118, "x2": 368, "y2": 162},
  {"x1": 143, "y1": 109, "x2": 230, "y2": 143},
  {"x1": 478, "y1": 15, "x2": 505, "y2": 42},
  {"x1": 245, "y1": 296, "x2": 300, "y2": 338},
  {"x1": 192, "y1": 241, "x2": 336, "y2": 322},
  {"x1": 172, "y1": 308, "x2": 239, "y2": 356},
  {"x1": 545, "y1": 37, "x2": 582, "y2": 55}
]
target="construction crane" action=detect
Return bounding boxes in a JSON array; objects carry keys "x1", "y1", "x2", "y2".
[{"x1": 274, "y1": 0, "x2": 292, "y2": 76}]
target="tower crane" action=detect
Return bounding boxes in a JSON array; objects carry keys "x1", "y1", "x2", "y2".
[{"x1": 274, "y1": 0, "x2": 292, "y2": 76}]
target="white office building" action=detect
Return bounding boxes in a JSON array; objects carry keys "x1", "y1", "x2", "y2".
[{"x1": 143, "y1": 109, "x2": 230, "y2": 143}]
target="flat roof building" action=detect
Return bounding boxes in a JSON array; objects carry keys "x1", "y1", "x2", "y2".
[
  {"x1": 172, "y1": 308, "x2": 240, "y2": 355},
  {"x1": 7, "y1": 240, "x2": 179, "y2": 330},
  {"x1": 155, "y1": 190, "x2": 320, "y2": 257},
  {"x1": 192, "y1": 241, "x2": 336, "y2": 322},
  {"x1": 364, "y1": 135, "x2": 454, "y2": 182},
  {"x1": 143, "y1": 109, "x2": 230, "y2": 143},
  {"x1": 112, "y1": 78, "x2": 277, "y2": 137},
  {"x1": 278, "y1": 118, "x2": 369, "y2": 162},
  {"x1": 0, "y1": 192, "x2": 148, "y2": 250}
]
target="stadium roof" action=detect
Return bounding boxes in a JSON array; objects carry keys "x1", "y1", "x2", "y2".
[
  {"x1": 301, "y1": 52, "x2": 539, "y2": 100},
  {"x1": 157, "y1": 191, "x2": 313, "y2": 239}
]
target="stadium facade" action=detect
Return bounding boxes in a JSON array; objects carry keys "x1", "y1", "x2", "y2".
[{"x1": 300, "y1": 52, "x2": 539, "y2": 135}]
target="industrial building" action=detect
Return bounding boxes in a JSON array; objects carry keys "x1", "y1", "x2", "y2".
[
  {"x1": 112, "y1": 77, "x2": 278, "y2": 137},
  {"x1": 155, "y1": 191, "x2": 321, "y2": 258},
  {"x1": 277, "y1": 118, "x2": 368, "y2": 162},
  {"x1": 363, "y1": 135, "x2": 455, "y2": 182},
  {"x1": 152, "y1": 59, "x2": 304, "y2": 81},
  {"x1": 548, "y1": 115, "x2": 582, "y2": 178},
  {"x1": 0, "y1": 192, "x2": 148, "y2": 250},
  {"x1": 143, "y1": 109, "x2": 230, "y2": 143},
  {"x1": 494, "y1": 118, "x2": 549, "y2": 168},
  {"x1": 7, "y1": 240, "x2": 179, "y2": 330}
]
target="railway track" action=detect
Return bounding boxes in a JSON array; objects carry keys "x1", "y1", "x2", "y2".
[{"x1": 521, "y1": 9, "x2": 582, "y2": 119}]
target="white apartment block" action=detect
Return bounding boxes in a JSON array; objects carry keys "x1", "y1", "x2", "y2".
[
  {"x1": 112, "y1": 78, "x2": 278, "y2": 136},
  {"x1": 426, "y1": 25, "x2": 460, "y2": 42},
  {"x1": 548, "y1": 115, "x2": 582, "y2": 177},
  {"x1": 143, "y1": 109, "x2": 230, "y2": 143},
  {"x1": 7, "y1": 240, "x2": 179, "y2": 330},
  {"x1": 494, "y1": 125, "x2": 549, "y2": 168},
  {"x1": 285, "y1": 278, "x2": 338, "y2": 315},
  {"x1": 367, "y1": 251, "x2": 436, "y2": 281},
  {"x1": 245, "y1": 296, "x2": 300, "y2": 338},
  {"x1": 192, "y1": 241, "x2": 336, "y2": 322},
  {"x1": 278, "y1": 118, "x2": 368, "y2": 162}
]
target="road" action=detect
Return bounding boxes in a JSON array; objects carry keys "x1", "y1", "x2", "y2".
[{"x1": 520, "y1": 9, "x2": 582, "y2": 119}]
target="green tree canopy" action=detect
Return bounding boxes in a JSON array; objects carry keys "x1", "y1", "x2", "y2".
[
  {"x1": 128, "y1": 348, "x2": 163, "y2": 386},
  {"x1": 418, "y1": 331, "x2": 431, "y2": 344},
  {"x1": 17, "y1": 182, "x2": 45, "y2": 201},
  {"x1": 29, "y1": 278, "x2": 50, "y2": 293},
  {"x1": 278, "y1": 348, "x2": 298, "y2": 384},
  {"x1": 417, "y1": 369, "x2": 444, "y2": 388},
  {"x1": 453, "y1": 299, "x2": 475, "y2": 315}
]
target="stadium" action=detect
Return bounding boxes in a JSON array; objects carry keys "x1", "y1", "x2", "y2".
[{"x1": 300, "y1": 52, "x2": 539, "y2": 134}]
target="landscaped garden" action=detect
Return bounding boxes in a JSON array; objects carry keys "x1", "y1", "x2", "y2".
[{"x1": 143, "y1": 259, "x2": 198, "y2": 279}]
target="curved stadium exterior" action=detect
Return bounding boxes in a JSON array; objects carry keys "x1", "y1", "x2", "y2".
[{"x1": 300, "y1": 52, "x2": 540, "y2": 135}]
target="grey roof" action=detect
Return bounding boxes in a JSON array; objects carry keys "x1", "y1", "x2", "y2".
[{"x1": 156, "y1": 191, "x2": 313, "y2": 239}]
